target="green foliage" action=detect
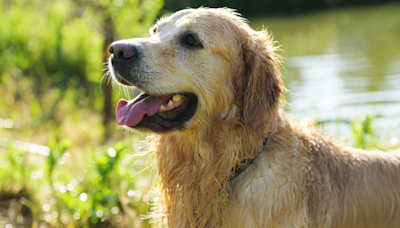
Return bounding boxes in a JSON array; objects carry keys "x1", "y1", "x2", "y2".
[
  {"x1": 47, "y1": 137, "x2": 72, "y2": 177},
  {"x1": 0, "y1": 145, "x2": 30, "y2": 193},
  {"x1": 0, "y1": 0, "x2": 162, "y2": 227},
  {"x1": 0, "y1": 0, "x2": 102, "y2": 87},
  {"x1": 0, "y1": 0, "x2": 104, "y2": 129},
  {"x1": 351, "y1": 114, "x2": 378, "y2": 150},
  {"x1": 98, "y1": 0, "x2": 164, "y2": 38},
  {"x1": 349, "y1": 115, "x2": 400, "y2": 151},
  {"x1": 0, "y1": 0, "x2": 163, "y2": 124},
  {"x1": 1, "y1": 138, "x2": 154, "y2": 227}
]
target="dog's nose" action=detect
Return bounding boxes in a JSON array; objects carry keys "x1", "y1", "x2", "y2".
[{"x1": 109, "y1": 42, "x2": 137, "y2": 59}]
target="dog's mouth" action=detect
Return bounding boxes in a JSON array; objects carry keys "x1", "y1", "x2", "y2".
[{"x1": 116, "y1": 92, "x2": 198, "y2": 132}]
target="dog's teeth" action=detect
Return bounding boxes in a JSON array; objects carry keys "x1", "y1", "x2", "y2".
[
  {"x1": 159, "y1": 105, "x2": 165, "y2": 110},
  {"x1": 172, "y1": 95, "x2": 182, "y2": 101},
  {"x1": 167, "y1": 100, "x2": 174, "y2": 106}
]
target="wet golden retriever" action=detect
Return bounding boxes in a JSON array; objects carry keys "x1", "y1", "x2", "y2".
[{"x1": 107, "y1": 7, "x2": 400, "y2": 228}]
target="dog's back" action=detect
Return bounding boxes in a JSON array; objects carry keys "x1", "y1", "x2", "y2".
[
  {"x1": 227, "y1": 121, "x2": 400, "y2": 228},
  {"x1": 332, "y1": 148, "x2": 400, "y2": 228}
]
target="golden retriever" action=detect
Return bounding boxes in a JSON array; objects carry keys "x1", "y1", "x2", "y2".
[{"x1": 107, "y1": 7, "x2": 400, "y2": 228}]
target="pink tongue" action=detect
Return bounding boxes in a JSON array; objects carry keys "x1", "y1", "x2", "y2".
[{"x1": 116, "y1": 94, "x2": 165, "y2": 126}]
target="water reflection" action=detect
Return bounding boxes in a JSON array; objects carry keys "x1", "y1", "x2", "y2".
[
  {"x1": 251, "y1": 4, "x2": 400, "y2": 139},
  {"x1": 287, "y1": 54, "x2": 400, "y2": 118}
]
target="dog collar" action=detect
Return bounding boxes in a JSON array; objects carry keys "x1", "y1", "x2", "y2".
[
  {"x1": 218, "y1": 136, "x2": 269, "y2": 204},
  {"x1": 229, "y1": 136, "x2": 269, "y2": 182}
]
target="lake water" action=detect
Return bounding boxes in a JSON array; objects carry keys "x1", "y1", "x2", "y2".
[{"x1": 250, "y1": 4, "x2": 400, "y2": 140}]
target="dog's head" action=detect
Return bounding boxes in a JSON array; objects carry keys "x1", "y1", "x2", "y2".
[{"x1": 108, "y1": 8, "x2": 285, "y2": 133}]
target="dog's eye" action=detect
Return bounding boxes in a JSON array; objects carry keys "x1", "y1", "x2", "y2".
[{"x1": 185, "y1": 35, "x2": 199, "y2": 46}]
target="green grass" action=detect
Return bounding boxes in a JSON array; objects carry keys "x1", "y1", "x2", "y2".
[
  {"x1": 0, "y1": 0, "x2": 163, "y2": 227},
  {"x1": 0, "y1": 135, "x2": 156, "y2": 228}
]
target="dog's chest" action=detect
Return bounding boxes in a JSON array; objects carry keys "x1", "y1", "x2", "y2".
[{"x1": 223, "y1": 151, "x2": 309, "y2": 228}]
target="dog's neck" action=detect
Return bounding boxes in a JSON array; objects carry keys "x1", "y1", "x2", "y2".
[
  {"x1": 227, "y1": 136, "x2": 270, "y2": 182},
  {"x1": 154, "y1": 113, "x2": 283, "y2": 227}
]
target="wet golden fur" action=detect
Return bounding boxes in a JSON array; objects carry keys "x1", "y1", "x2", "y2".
[{"x1": 116, "y1": 8, "x2": 400, "y2": 228}]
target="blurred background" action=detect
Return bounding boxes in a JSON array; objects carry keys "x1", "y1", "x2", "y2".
[{"x1": 0, "y1": 0, "x2": 399, "y2": 227}]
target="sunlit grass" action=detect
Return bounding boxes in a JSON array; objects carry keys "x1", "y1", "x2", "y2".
[{"x1": 0, "y1": 132, "x2": 156, "y2": 227}]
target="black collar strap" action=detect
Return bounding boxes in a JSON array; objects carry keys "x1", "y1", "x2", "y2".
[
  {"x1": 218, "y1": 136, "x2": 269, "y2": 204},
  {"x1": 228, "y1": 136, "x2": 269, "y2": 182}
]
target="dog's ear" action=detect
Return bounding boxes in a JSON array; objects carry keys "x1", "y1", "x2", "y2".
[{"x1": 233, "y1": 31, "x2": 286, "y2": 130}]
